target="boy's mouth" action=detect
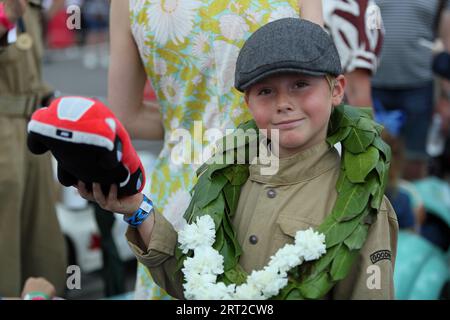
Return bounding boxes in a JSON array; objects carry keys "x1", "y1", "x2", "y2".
[{"x1": 273, "y1": 118, "x2": 305, "y2": 129}]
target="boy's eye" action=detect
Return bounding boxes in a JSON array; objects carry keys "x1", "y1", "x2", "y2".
[
  {"x1": 294, "y1": 81, "x2": 308, "y2": 89},
  {"x1": 258, "y1": 88, "x2": 272, "y2": 95}
]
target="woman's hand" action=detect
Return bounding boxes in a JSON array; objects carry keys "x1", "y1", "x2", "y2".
[{"x1": 76, "y1": 182, "x2": 143, "y2": 216}]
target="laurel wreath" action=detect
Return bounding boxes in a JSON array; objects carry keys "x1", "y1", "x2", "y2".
[{"x1": 175, "y1": 104, "x2": 391, "y2": 299}]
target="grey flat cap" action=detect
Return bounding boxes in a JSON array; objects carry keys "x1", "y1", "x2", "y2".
[{"x1": 235, "y1": 18, "x2": 342, "y2": 92}]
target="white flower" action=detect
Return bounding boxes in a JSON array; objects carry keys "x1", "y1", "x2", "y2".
[
  {"x1": 161, "y1": 75, "x2": 183, "y2": 105},
  {"x1": 269, "y1": 244, "x2": 303, "y2": 274},
  {"x1": 199, "y1": 50, "x2": 215, "y2": 71},
  {"x1": 203, "y1": 99, "x2": 221, "y2": 130},
  {"x1": 295, "y1": 228, "x2": 327, "y2": 261},
  {"x1": 163, "y1": 189, "x2": 190, "y2": 231},
  {"x1": 269, "y1": 6, "x2": 298, "y2": 22},
  {"x1": 192, "y1": 32, "x2": 210, "y2": 57},
  {"x1": 213, "y1": 40, "x2": 240, "y2": 95},
  {"x1": 245, "y1": 9, "x2": 263, "y2": 25},
  {"x1": 154, "y1": 57, "x2": 167, "y2": 76},
  {"x1": 182, "y1": 246, "x2": 224, "y2": 276},
  {"x1": 247, "y1": 268, "x2": 288, "y2": 298},
  {"x1": 178, "y1": 215, "x2": 216, "y2": 252},
  {"x1": 206, "y1": 282, "x2": 235, "y2": 300},
  {"x1": 146, "y1": 0, "x2": 202, "y2": 45},
  {"x1": 195, "y1": 215, "x2": 216, "y2": 246},
  {"x1": 178, "y1": 223, "x2": 203, "y2": 253},
  {"x1": 233, "y1": 283, "x2": 265, "y2": 300},
  {"x1": 183, "y1": 273, "x2": 217, "y2": 300},
  {"x1": 130, "y1": 0, "x2": 145, "y2": 16},
  {"x1": 219, "y1": 14, "x2": 249, "y2": 41}
]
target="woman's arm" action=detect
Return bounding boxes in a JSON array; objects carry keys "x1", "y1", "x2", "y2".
[
  {"x1": 298, "y1": 0, "x2": 324, "y2": 26},
  {"x1": 108, "y1": 0, "x2": 164, "y2": 140}
]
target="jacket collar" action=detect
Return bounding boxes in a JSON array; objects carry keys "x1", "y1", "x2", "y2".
[{"x1": 249, "y1": 141, "x2": 340, "y2": 185}]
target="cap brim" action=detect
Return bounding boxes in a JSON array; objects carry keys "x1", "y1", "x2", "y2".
[{"x1": 237, "y1": 68, "x2": 327, "y2": 92}]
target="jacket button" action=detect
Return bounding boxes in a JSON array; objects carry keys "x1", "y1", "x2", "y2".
[
  {"x1": 267, "y1": 189, "x2": 277, "y2": 199},
  {"x1": 249, "y1": 235, "x2": 258, "y2": 245}
]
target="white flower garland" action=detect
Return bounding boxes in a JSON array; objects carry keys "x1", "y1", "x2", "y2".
[{"x1": 178, "y1": 215, "x2": 327, "y2": 300}]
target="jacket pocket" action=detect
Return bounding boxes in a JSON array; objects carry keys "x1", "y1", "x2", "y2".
[{"x1": 274, "y1": 216, "x2": 319, "y2": 241}]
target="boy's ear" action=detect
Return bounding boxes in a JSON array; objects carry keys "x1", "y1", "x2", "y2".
[{"x1": 332, "y1": 75, "x2": 346, "y2": 106}]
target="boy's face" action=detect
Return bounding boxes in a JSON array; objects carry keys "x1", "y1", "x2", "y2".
[{"x1": 245, "y1": 73, "x2": 345, "y2": 157}]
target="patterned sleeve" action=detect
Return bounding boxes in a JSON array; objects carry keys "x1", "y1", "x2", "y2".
[{"x1": 323, "y1": 0, "x2": 384, "y2": 74}]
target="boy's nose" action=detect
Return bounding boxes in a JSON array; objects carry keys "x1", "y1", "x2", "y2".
[{"x1": 277, "y1": 102, "x2": 294, "y2": 114}]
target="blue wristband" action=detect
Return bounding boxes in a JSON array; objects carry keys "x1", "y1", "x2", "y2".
[{"x1": 123, "y1": 194, "x2": 154, "y2": 227}]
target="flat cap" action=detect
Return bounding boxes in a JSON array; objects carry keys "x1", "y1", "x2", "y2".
[{"x1": 235, "y1": 18, "x2": 342, "y2": 92}]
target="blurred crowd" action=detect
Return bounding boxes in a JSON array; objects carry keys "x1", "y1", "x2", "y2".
[{"x1": 42, "y1": 0, "x2": 109, "y2": 68}]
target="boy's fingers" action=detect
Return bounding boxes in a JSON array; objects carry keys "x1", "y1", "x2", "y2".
[
  {"x1": 92, "y1": 183, "x2": 107, "y2": 207},
  {"x1": 76, "y1": 181, "x2": 94, "y2": 201},
  {"x1": 108, "y1": 184, "x2": 118, "y2": 203}
]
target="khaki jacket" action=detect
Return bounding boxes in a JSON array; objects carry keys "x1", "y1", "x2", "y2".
[
  {"x1": 0, "y1": 0, "x2": 51, "y2": 116},
  {"x1": 127, "y1": 142, "x2": 399, "y2": 300}
]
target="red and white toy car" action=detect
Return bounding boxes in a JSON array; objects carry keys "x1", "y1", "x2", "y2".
[{"x1": 27, "y1": 96, "x2": 145, "y2": 197}]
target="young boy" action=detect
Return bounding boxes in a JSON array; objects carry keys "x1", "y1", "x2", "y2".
[{"x1": 78, "y1": 18, "x2": 398, "y2": 300}]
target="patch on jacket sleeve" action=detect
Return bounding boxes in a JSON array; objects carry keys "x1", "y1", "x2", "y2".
[{"x1": 370, "y1": 250, "x2": 392, "y2": 264}]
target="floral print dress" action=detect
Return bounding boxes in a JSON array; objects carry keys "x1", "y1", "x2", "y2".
[{"x1": 129, "y1": 0, "x2": 300, "y2": 300}]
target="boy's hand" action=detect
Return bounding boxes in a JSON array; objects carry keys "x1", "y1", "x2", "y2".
[
  {"x1": 4, "y1": 0, "x2": 27, "y2": 24},
  {"x1": 21, "y1": 277, "x2": 56, "y2": 299},
  {"x1": 76, "y1": 182, "x2": 143, "y2": 216}
]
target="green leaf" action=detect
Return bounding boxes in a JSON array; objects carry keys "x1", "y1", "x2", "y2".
[
  {"x1": 184, "y1": 202, "x2": 203, "y2": 224},
  {"x1": 344, "y1": 223, "x2": 369, "y2": 250},
  {"x1": 358, "y1": 107, "x2": 374, "y2": 119},
  {"x1": 190, "y1": 194, "x2": 226, "y2": 228},
  {"x1": 222, "y1": 210, "x2": 242, "y2": 258},
  {"x1": 237, "y1": 119, "x2": 259, "y2": 131},
  {"x1": 319, "y1": 215, "x2": 363, "y2": 248},
  {"x1": 327, "y1": 126, "x2": 351, "y2": 146},
  {"x1": 285, "y1": 288, "x2": 304, "y2": 300},
  {"x1": 224, "y1": 266, "x2": 247, "y2": 286},
  {"x1": 336, "y1": 173, "x2": 352, "y2": 193},
  {"x1": 328, "y1": 106, "x2": 344, "y2": 134},
  {"x1": 223, "y1": 184, "x2": 241, "y2": 217},
  {"x1": 306, "y1": 244, "x2": 341, "y2": 279},
  {"x1": 339, "y1": 105, "x2": 366, "y2": 127},
  {"x1": 174, "y1": 248, "x2": 190, "y2": 273},
  {"x1": 366, "y1": 172, "x2": 380, "y2": 196},
  {"x1": 330, "y1": 246, "x2": 359, "y2": 281},
  {"x1": 195, "y1": 173, "x2": 228, "y2": 208},
  {"x1": 371, "y1": 161, "x2": 389, "y2": 209},
  {"x1": 342, "y1": 128, "x2": 376, "y2": 154},
  {"x1": 205, "y1": 163, "x2": 232, "y2": 179},
  {"x1": 298, "y1": 272, "x2": 334, "y2": 299},
  {"x1": 222, "y1": 165, "x2": 250, "y2": 186},
  {"x1": 356, "y1": 117, "x2": 377, "y2": 133},
  {"x1": 374, "y1": 123, "x2": 384, "y2": 135},
  {"x1": 220, "y1": 235, "x2": 237, "y2": 271},
  {"x1": 372, "y1": 137, "x2": 391, "y2": 161},
  {"x1": 333, "y1": 183, "x2": 372, "y2": 221},
  {"x1": 216, "y1": 122, "x2": 259, "y2": 154},
  {"x1": 214, "y1": 224, "x2": 225, "y2": 252},
  {"x1": 344, "y1": 146, "x2": 379, "y2": 183}
]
